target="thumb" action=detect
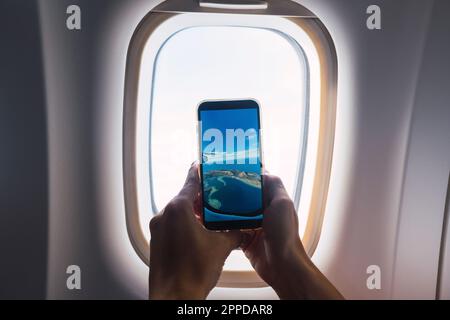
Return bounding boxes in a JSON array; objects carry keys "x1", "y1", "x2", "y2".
[
  {"x1": 218, "y1": 230, "x2": 243, "y2": 252},
  {"x1": 178, "y1": 162, "x2": 200, "y2": 202}
]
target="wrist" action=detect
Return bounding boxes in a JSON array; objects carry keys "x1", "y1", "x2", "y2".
[
  {"x1": 272, "y1": 258, "x2": 315, "y2": 299},
  {"x1": 270, "y1": 244, "x2": 343, "y2": 300},
  {"x1": 149, "y1": 274, "x2": 209, "y2": 300},
  {"x1": 270, "y1": 244, "x2": 312, "y2": 299},
  {"x1": 149, "y1": 287, "x2": 207, "y2": 300}
]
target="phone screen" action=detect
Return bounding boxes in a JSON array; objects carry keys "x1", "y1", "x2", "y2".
[{"x1": 198, "y1": 100, "x2": 263, "y2": 230}]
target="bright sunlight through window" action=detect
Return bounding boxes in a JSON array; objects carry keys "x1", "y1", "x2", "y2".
[{"x1": 149, "y1": 26, "x2": 308, "y2": 271}]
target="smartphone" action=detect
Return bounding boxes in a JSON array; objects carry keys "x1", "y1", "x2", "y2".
[{"x1": 197, "y1": 99, "x2": 264, "y2": 231}]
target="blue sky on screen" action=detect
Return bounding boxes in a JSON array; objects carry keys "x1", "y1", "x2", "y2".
[{"x1": 201, "y1": 108, "x2": 259, "y2": 165}]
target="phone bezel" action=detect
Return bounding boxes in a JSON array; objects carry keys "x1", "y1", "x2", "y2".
[{"x1": 197, "y1": 99, "x2": 264, "y2": 231}]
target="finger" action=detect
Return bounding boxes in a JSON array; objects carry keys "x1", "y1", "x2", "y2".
[
  {"x1": 219, "y1": 229, "x2": 243, "y2": 251},
  {"x1": 239, "y1": 230, "x2": 258, "y2": 250},
  {"x1": 158, "y1": 164, "x2": 201, "y2": 222},
  {"x1": 263, "y1": 174, "x2": 290, "y2": 206},
  {"x1": 242, "y1": 231, "x2": 264, "y2": 262},
  {"x1": 178, "y1": 162, "x2": 201, "y2": 202},
  {"x1": 193, "y1": 194, "x2": 203, "y2": 221}
]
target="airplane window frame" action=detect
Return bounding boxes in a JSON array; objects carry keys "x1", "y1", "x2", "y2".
[{"x1": 123, "y1": 7, "x2": 337, "y2": 288}]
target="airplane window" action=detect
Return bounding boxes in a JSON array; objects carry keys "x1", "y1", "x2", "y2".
[{"x1": 123, "y1": 6, "x2": 337, "y2": 288}]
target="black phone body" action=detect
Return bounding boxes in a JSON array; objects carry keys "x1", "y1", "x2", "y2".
[{"x1": 198, "y1": 99, "x2": 264, "y2": 231}]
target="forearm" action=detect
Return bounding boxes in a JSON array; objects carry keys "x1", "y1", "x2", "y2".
[
  {"x1": 149, "y1": 274, "x2": 209, "y2": 300},
  {"x1": 271, "y1": 247, "x2": 344, "y2": 300}
]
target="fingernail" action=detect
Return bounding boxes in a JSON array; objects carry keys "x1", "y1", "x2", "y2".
[
  {"x1": 191, "y1": 160, "x2": 199, "y2": 167},
  {"x1": 240, "y1": 232, "x2": 253, "y2": 248}
]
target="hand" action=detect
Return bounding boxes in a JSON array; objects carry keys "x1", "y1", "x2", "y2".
[
  {"x1": 148, "y1": 164, "x2": 241, "y2": 300},
  {"x1": 241, "y1": 174, "x2": 344, "y2": 299}
]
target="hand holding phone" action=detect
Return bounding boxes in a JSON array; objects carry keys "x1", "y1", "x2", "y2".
[{"x1": 149, "y1": 164, "x2": 242, "y2": 299}]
